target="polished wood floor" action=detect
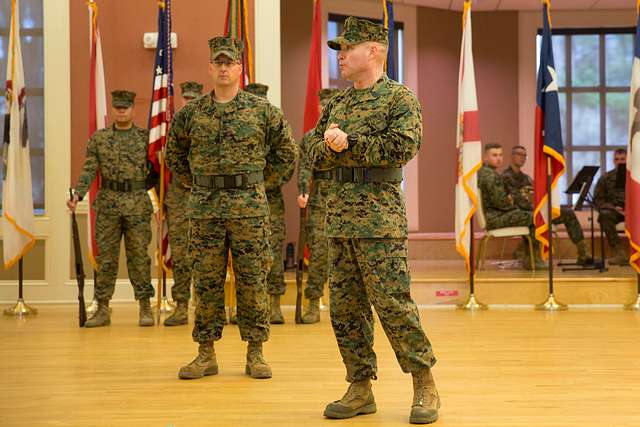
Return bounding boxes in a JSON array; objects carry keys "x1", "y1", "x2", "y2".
[{"x1": 1, "y1": 304, "x2": 640, "y2": 427}]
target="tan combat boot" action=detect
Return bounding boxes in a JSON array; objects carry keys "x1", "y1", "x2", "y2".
[
  {"x1": 84, "y1": 299, "x2": 110, "y2": 328},
  {"x1": 178, "y1": 341, "x2": 219, "y2": 379},
  {"x1": 610, "y1": 246, "x2": 629, "y2": 265},
  {"x1": 576, "y1": 240, "x2": 593, "y2": 265},
  {"x1": 138, "y1": 298, "x2": 154, "y2": 327},
  {"x1": 245, "y1": 341, "x2": 272, "y2": 379},
  {"x1": 410, "y1": 368, "x2": 440, "y2": 424},
  {"x1": 164, "y1": 300, "x2": 188, "y2": 326},
  {"x1": 301, "y1": 298, "x2": 320, "y2": 324},
  {"x1": 269, "y1": 295, "x2": 284, "y2": 324},
  {"x1": 324, "y1": 379, "x2": 376, "y2": 419}
]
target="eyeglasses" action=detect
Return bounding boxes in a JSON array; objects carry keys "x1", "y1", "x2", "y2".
[
  {"x1": 213, "y1": 59, "x2": 237, "y2": 67},
  {"x1": 514, "y1": 152, "x2": 527, "y2": 158}
]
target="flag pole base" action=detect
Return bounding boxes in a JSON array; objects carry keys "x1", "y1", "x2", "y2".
[
  {"x1": 535, "y1": 293, "x2": 568, "y2": 311},
  {"x1": 624, "y1": 294, "x2": 640, "y2": 311},
  {"x1": 159, "y1": 296, "x2": 175, "y2": 314},
  {"x1": 3, "y1": 298, "x2": 37, "y2": 316},
  {"x1": 457, "y1": 293, "x2": 488, "y2": 311}
]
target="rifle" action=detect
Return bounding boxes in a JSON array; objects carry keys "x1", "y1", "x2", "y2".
[
  {"x1": 295, "y1": 207, "x2": 307, "y2": 324},
  {"x1": 70, "y1": 189, "x2": 87, "y2": 327}
]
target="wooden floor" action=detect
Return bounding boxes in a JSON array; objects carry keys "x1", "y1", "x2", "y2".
[{"x1": 2, "y1": 304, "x2": 640, "y2": 427}]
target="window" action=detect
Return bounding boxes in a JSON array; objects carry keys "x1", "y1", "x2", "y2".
[
  {"x1": 328, "y1": 14, "x2": 404, "y2": 89},
  {"x1": 537, "y1": 28, "x2": 634, "y2": 204},
  {"x1": 0, "y1": 0, "x2": 44, "y2": 212}
]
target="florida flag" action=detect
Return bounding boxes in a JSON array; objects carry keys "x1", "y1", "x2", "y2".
[
  {"x1": 2, "y1": 0, "x2": 35, "y2": 269},
  {"x1": 533, "y1": 0, "x2": 565, "y2": 260},
  {"x1": 455, "y1": 0, "x2": 482, "y2": 273},
  {"x1": 626, "y1": 11, "x2": 640, "y2": 273}
]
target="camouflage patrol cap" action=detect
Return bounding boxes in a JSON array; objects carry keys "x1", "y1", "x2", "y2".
[
  {"x1": 180, "y1": 81, "x2": 204, "y2": 99},
  {"x1": 318, "y1": 88, "x2": 338, "y2": 107},
  {"x1": 208, "y1": 36, "x2": 243, "y2": 62},
  {"x1": 111, "y1": 90, "x2": 136, "y2": 108},
  {"x1": 327, "y1": 17, "x2": 388, "y2": 51},
  {"x1": 244, "y1": 83, "x2": 269, "y2": 99}
]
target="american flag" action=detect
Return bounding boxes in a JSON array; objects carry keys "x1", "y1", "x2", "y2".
[{"x1": 147, "y1": 0, "x2": 173, "y2": 269}]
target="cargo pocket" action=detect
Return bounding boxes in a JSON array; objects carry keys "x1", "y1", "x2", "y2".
[{"x1": 383, "y1": 240, "x2": 410, "y2": 295}]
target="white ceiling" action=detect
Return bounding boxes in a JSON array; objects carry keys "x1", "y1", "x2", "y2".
[{"x1": 395, "y1": 0, "x2": 635, "y2": 11}]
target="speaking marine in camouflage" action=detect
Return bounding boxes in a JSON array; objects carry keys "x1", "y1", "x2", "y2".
[
  {"x1": 244, "y1": 82, "x2": 294, "y2": 324},
  {"x1": 306, "y1": 17, "x2": 439, "y2": 424},
  {"x1": 163, "y1": 81, "x2": 205, "y2": 327},
  {"x1": 166, "y1": 36, "x2": 297, "y2": 380},
  {"x1": 67, "y1": 90, "x2": 156, "y2": 328},
  {"x1": 297, "y1": 87, "x2": 338, "y2": 324},
  {"x1": 478, "y1": 143, "x2": 544, "y2": 270},
  {"x1": 595, "y1": 148, "x2": 628, "y2": 265},
  {"x1": 501, "y1": 145, "x2": 592, "y2": 265}
]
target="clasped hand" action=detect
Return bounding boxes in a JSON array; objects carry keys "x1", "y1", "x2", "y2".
[{"x1": 324, "y1": 123, "x2": 348, "y2": 153}]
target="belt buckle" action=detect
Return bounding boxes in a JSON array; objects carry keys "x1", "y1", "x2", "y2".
[
  {"x1": 224, "y1": 175, "x2": 235, "y2": 189},
  {"x1": 123, "y1": 181, "x2": 131, "y2": 191},
  {"x1": 353, "y1": 168, "x2": 365, "y2": 183}
]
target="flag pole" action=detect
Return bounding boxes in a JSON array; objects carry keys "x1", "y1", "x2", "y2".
[
  {"x1": 624, "y1": 274, "x2": 640, "y2": 311},
  {"x1": 458, "y1": 217, "x2": 487, "y2": 310},
  {"x1": 536, "y1": 157, "x2": 567, "y2": 311},
  {"x1": 3, "y1": 258, "x2": 37, "y2": 316}
]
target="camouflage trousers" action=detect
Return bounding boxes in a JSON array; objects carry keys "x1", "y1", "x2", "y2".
[
  {"x1": 191, "y1": 216, "x2": 272, "y2": 343},
  {"x1": 552, "y1": 207, "x2": 584, "y2": 244},
  {"x1": 95, "y1": 213, "x2": 154, "y2": 301},
  {"x1": 166, "y1": 185, "x2": 191, "y2": 303},
  {"x1": 304, "y1": 201, "x2": 328, "y2": 300},
  {"x1": 328, "y1": 238, "x2": 437, "y2": 383},
  {"x1": 486, "y1": 209, "x2": 538, "y2": 248},
  {"x1": 598, "y1": 208, "x2": 625, "y2": 249},
  {"x1": 267, "y1": 189, "x2": 286, "y2": 296}
]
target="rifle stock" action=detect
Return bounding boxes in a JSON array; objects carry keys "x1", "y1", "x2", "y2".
[
  {"x1": 295, "y1": 207, "x2": 307, "y2": 324},
  {"x1": 70, "y1": 189, "x2": 87, "y2": 327}
]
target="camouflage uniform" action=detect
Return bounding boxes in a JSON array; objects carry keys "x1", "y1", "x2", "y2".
[
  {"x1": 478, "y1": 165, "x2": 533, "y2": 231},
  {"x1": 594, "y1": 168, "x2": 626, "y2": 249},
  {"x1": 75, "y1": 91, "x2": 155, "y2": 302},
  {"x1": 166, "y1": 41, "x2": 297, "y2": 344},
  {"x1": 245, "y1": 83, "x2": 294, "y2": 298},
  {"x1": 307, "y1": 67, "x2": 436, "y2": 381},
  {"x1": 502, "y1": 166, "x2": 584, "y2": 244},
  {"x1": 298, "y1": 89, "x2": 338, "y2": 301}
]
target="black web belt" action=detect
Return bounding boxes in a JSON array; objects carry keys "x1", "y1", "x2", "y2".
[
  {"x1": 332, "y1": 167, "x2": 403, "y2": 184},
  {"x1": 102, "y1": 179, "x2": 147, "y2": 192},
  {"x1": 313, "y1": 170, "x2": 334, "y2": 180},
  {"x1": 193, "y1": 171, "x2": 264, "y2": 189}
]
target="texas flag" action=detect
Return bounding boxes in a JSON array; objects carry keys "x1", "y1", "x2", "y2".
[{"x1": 533, "y1": 0, "x2": 565, "y2": 260}]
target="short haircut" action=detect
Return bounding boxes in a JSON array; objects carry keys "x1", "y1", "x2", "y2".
[
  {"x1": 512, "y1": 145, "x2": 527, "y2": 154},
  {"x1": 484, "y1": 143, "x2": 502, "y2": 153},
  {"x1": 614, "y1": 148, "x2": 627, "y2": 155}
]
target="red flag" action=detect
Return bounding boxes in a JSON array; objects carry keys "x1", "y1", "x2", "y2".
[
  {"x1": 86, "y1": 0, "x2": 107, "y2": 268},
  {"x1": 303, "y1": 0, "x2": 322, "y2": 133}
]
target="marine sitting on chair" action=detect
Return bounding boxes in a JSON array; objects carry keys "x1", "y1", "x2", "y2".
[
  {"x1": 477, "y1": 143, "x2": 544, "y2": 270},
  {"x1": 501, "y1": 145, "x2": 592, "y2": 266}
]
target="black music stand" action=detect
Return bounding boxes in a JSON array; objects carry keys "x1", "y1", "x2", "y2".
[{"x1": 560, "y1": 165, "x2": 606, "y2": 272}]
